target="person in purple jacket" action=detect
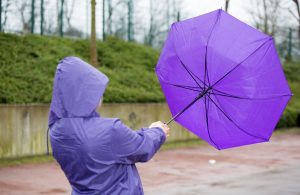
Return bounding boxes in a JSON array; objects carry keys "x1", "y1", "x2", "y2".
[{"x1": 48, "y1": 56, "x2": 170, "y2": 195}]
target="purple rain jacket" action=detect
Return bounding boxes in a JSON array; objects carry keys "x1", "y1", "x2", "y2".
[{"x1": 48, "y1": 57, "x2": 166, "y2": 195}]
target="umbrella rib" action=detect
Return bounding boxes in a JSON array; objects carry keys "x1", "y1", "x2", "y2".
[
  {"x1": 178, "y1": 58, "x2": 205, "y2": 89},
  {"x1": 164, "y1": 81, "x2": 202, "y2": 92},
  {"x1": 171, "y1": 84, "x2": 202, "y2": 92},
  {"x1": 212, "y1": 88, "x2": 237, "y2": 96},
  {"x1": 206, "y1": 94, "x2": 269, "y2": 141},
  {"x1": 211, "y1": 92, "x2": 292, "y2": 100},
  {"x1": 187, "y1": 65, "x2": 209, "y2": 88},
  {"x1": 211, "y1": 88, "x2": 255, "y2": 99},
  {"x1": 211, "y1": 92, "x2": 252, "y2": 100},
  {"x1": 204, "y1": 96, "x2": 220, "y2": 150},
  {"x1": 211, "y1": 37, "x2": 273, "y2": 88}
]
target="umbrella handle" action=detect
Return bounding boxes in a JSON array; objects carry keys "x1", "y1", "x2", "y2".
[
  {"x1": 165, "y1": 87, "x2": 212, "y2": 125},
  {"x1": 165, "y1": 96, "x2": 199, "y2": 125}
]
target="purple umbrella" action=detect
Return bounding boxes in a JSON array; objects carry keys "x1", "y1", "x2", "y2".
[{"x1": 155, "y1": 9, "x2": 292, "y2": 150}]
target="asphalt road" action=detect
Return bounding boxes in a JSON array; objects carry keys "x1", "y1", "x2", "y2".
[{"x1": 0, "y1": 131, "x2": 300, "y2": 195}]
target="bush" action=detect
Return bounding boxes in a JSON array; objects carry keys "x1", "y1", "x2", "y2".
[
  {"x1": 297, "y1": 111, "x2": 300, "y2": 127},
  {"x1": 276, "y1": 107, "x2": 298, "y2": 129},
  {"x1": 284, "y1": 62, "x2": 300, "y2": 82}
]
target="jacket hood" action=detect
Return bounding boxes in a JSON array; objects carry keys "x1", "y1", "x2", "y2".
[{"x1": 48, "y1": 56, "x2": 109, "y2": 127}]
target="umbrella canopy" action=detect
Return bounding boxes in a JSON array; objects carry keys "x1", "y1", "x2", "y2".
[{"x1": 155, "y1": 9, "x2": 292, "y2": 150}]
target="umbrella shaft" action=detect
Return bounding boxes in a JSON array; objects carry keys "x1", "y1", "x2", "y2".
[{"x1": 166, "y1": 87, "x2": 211, "y2": 125}]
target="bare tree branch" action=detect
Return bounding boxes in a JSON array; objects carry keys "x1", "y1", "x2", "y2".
[
  {"x1": 249, "y1": 0, "x2": 282, "y2": 36},
  {"x1": 225, "y1": 0, "x2": 230, "y2": 12},
  {"x1": 290, "y1": 0, "x2": 300, "y2": 40},
  {"x1": 16, "y1": 0, "x2": 31, "y2": 33},
  {"x1": 65, "y1": 0, "x2": 76, "y2": 28},
  {"x1": 288, "y1": 8, "x2": 300, "y2": 21}
]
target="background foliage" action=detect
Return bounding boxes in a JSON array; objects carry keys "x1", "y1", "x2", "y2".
[
  {"x1": 0, "y1": 33, "x2": 164, "y2": 103},
  {"x1": 0, "y1": 32, "x2": 299, "y2": 127}
]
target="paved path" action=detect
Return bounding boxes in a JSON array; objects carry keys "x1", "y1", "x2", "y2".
[{"x1": 1, "y1": 131, "x2": 300, "y2": 195}]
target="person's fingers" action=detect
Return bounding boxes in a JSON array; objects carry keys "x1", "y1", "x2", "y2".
[
  {"x1": 163, "y1": 124, "x2": 170, "y2": 137},
  {"x1": 163, "y1": 123, "x2": 169, "y2": 129},
  {"x1": 149, "y1": 121, "x2": 171, "y2": 138},
  {"x1": 166, "y1": 129, "x2": 170, "y2": 137}
]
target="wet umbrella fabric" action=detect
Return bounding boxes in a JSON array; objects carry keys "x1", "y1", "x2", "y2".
[{"x1": 156, "y1": 9, "x2": 292, "y2": 150}]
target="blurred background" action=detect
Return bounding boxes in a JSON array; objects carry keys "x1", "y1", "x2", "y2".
[{"x1": 0, "y1": 0, "x2": 300, "y2": 194}]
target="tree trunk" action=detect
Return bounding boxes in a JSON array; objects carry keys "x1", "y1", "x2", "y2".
[
  {"x1": 177, "y1": 11, "x2": 180, "y2": 22},
  {"x1": 107, "y1": 0, "x2": 112, "y2": 35},
  {"x1": 102, "y1": 0, "x2": 106, "y2": 39},
  {"x1": 90, "y1": 0, "x2": 98, "y2": 66},
  {"x1": 225, "y1": 0, "x2": 230, "y2": 12},
  {"x1": 262, "y1": 0, "x2": 269, "y2": 34},
  {"x1": 31, "y1": 0, "x2": 35, "y2": 33},
  {"x1": 127, "y1": 0, "x2": 134, "y2": 41},
  {"x1": 40, "y1": 0, "x2": 44, "y2": 35},
  {"x1": 292, "y1": 0, "x2": 300, "y2": 42},
  {"x1": 59, "y1": 0, "x2": 64, "y2": 37},
  {"x1": 0, "y1": 0, "x2": 2, "y2": 31}
]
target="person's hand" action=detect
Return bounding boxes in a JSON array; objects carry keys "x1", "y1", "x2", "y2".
[{"x1": 149, "y1": 121, "x2": 170, "y2": 137}]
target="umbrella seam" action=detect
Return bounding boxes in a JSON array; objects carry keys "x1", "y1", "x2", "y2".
[
  {"x1": 162, "y1": 81, "x2": 202, "y2": 92},
  {"x1": 207, "y1": 94, "x2": 268, "y2": 141},
  {"x1": 211, "y1": 37, "x2": 273, "y2": 88},
  {"x1": 204, "y1": 9, "x2": 222, "y2": 87}
]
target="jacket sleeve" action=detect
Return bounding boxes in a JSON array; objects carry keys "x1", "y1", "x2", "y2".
[{"x1": 111, "y1": 119, "x2": 166, "y2": 164}]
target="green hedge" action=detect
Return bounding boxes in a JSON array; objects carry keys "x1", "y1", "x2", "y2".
[
  {"x1": 284, "y1": 61, "x2": 300, "y2": 82},
  {"x1": 277, "y1": 107, "x2": 299, "y2": 128},
  {"x1": 0, "y1": 33, "x2": 164, "y2": 103}
]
